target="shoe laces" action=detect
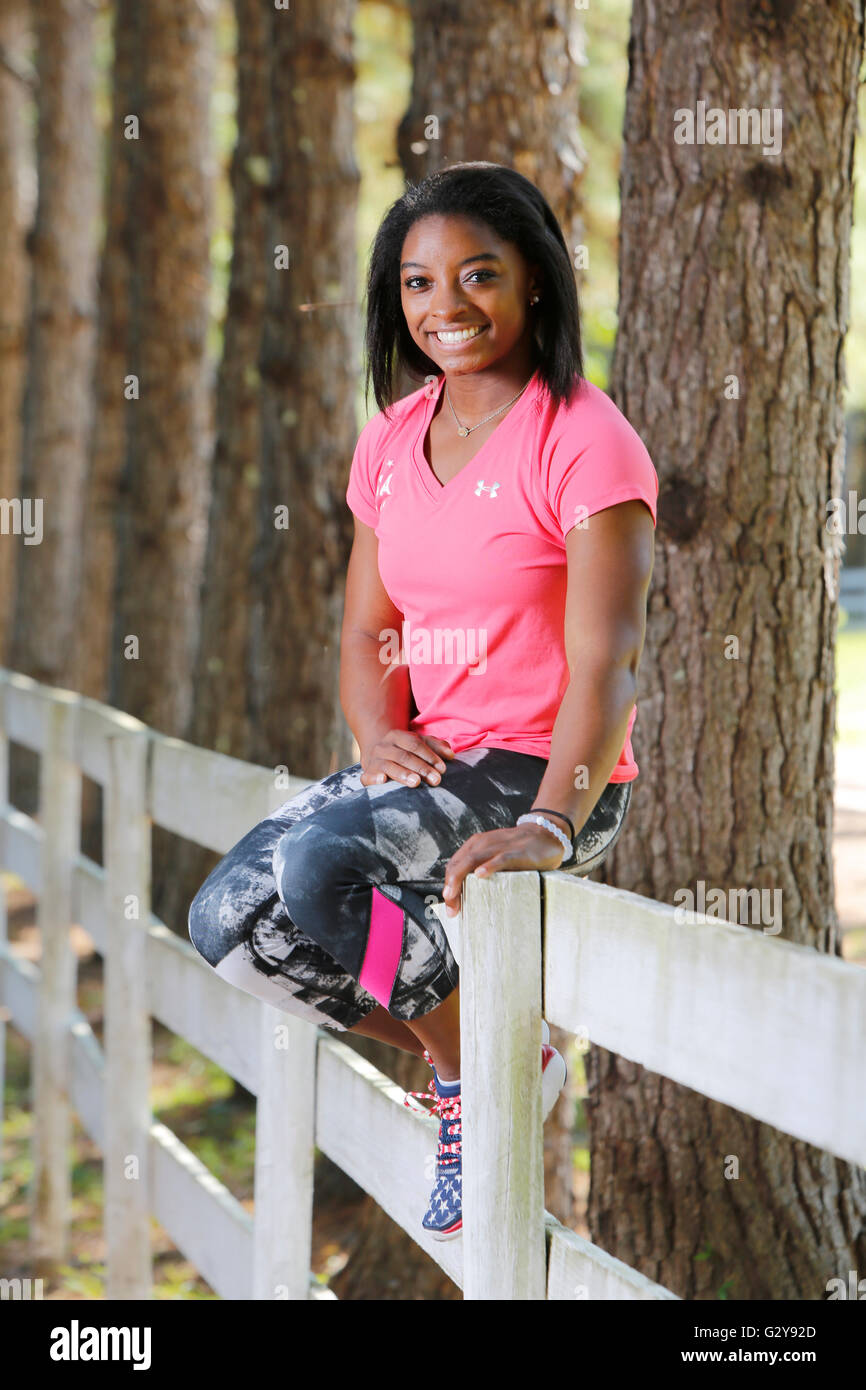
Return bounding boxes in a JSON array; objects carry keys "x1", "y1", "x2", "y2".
[{"x1": 403, "y1": 1058, "x2": 462, "y2": 1169}]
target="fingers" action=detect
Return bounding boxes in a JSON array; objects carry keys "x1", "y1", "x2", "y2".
[
  {"x1": 441, "y1": 828, "x2": 567, "y2": 914},
  {"x1": 360, "y1": 731, "x2": 450, "y2": 787},
  {"x1": 424, "y1": 736, "x2": 455, "y2": 760}
]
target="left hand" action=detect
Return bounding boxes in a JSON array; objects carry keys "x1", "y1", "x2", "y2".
[{"x1": 442, "y1": 823, "x2": 569, "y2": 917}]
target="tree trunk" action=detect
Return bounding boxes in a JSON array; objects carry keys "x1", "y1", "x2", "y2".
[
  {"x1": 154, "y1": 0, "x2": 272, "y2": 940},
  {"x1": 0, "y1": 0, "x2": 33, "y2": 660},
  {"x1": 395, "y1": 0, "x2": 589, "y2": 1231},
  {"x1": 75, "y1": 0, "x2": 138, "y2": 866},
  {"x1": 589, "y1": 0, "x2": 866, "y2": 1298},
  {"x1": 76, "y1": 0, "x2": 138, "y2": 706},
  {"x1": 107, "y1": 0, "x2": 216, "y2": 933},
  {"x1": 396, "y1": 0, "x2": 585, "y2": 256},
  {"x1": 108, "y1": 0, "x2": 214, "y2": 738},
  {"x1": 8, "y1": 0, "x2": 98, "y2": 812},
  {"x1": 250, "y1": 0, "x2": 360, "y2": 782}
]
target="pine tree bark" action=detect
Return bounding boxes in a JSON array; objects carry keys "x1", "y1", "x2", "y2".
[
  {"x1": 250, "y1": 0, "x2": 360, "y2": 781},
  {"x1": 155, "y1": 0, "x2": 272, "y2": 939},
  {"x1": 590, "y1": 0, "x2": 866, "y2": 1299},
  {"x1": 109, "y1": 0, "x2": 215, "y2": 740},
  {"x1": 8, "y1": 0, "x2": 98, "y2": 816},
  {"x1": 76, "y1": 0, "x2": 138, "y2": 706},
  {"x1": 75, "y1": 0, "x2": 137, "y2": 866},
  {"x1": 0, "y1": 0, "x2": 33, "y2": 659},
  {"x1": 395, "y1": 0, "x2": 589, "y2": 1231},
  {"x1": 396, "y1": 0, "x2": 586, "y2": 254}
]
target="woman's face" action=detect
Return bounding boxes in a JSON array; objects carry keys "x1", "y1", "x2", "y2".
[{"x1": 399, "y1": 213, "x2": 540, "y2": 377}]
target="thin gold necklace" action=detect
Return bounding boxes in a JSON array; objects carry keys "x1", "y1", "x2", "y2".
[{"x1": 444, "y1": 376, "x2": 532, "y2": 437}]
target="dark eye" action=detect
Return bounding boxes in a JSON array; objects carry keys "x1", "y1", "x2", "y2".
[
  {"x1": 403, "y1": 275, "x2": 428, "y2": 290},
  {"x1": 465, "y1": 269, "x2": 495, "y2": 283}
]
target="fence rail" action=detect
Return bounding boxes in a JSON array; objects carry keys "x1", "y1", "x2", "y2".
[{"x1": 1, "y1": 668, "x2": 864, "y2": 1299}]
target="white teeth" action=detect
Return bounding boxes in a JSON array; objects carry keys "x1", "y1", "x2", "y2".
[{"x1": 435, "y1": 326, "x2": 484, "y2": 343}]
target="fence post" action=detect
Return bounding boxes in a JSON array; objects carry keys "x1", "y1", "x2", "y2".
[
  {"x1": 32, "y1": 688, "x2": 80, "y2": 1265},
  {"x1": 252, "y1": 1006, "x2": 317, "y2": 1300},
  {"x1": 460, "y1": 870, "x2": 547, "y2": 1299},
  {"x1": 104, "y1": 718, "x2": 153, "y2": 1298}
]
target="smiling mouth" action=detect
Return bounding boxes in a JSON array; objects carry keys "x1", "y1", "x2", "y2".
[{"x1": 429, "y1": 325, "x2": 488, "y2": 345}]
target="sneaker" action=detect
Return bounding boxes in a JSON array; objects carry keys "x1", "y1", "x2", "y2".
[
  {"x1": 405, "y1": 1040, "x2": 568, "y2": 1241},
  {"x1": 404, "y1": 1064, "x2": 463, "y2": 1240}
]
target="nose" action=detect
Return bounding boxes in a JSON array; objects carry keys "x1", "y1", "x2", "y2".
[{"x1": 427, "y1": 277, "x2": 472, "y2": 322}]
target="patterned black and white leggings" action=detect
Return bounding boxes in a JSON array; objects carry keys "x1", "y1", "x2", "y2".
[{"x1": 187, "y1": 746, "x2": 633, "y2": 1030}]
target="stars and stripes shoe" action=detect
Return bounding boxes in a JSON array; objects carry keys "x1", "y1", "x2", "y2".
[
  {"x1": 404, "y1": 1033, "x2": 568, "y2": 1241},
  {"x1": 404, "y1": 1065, "x2": 463, "y2": 1240}
]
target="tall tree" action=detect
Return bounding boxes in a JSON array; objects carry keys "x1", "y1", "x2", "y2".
[
  {"x1": 248, "y1": 0, "x2": 360, "y2": 780},
  {"x1": 182, "y1": 0, "x2": 270, "y2": 768},
  {"x1": 591, "y1": 0, "x2": 866, "y2": 1297},
  {"x1": 154, "y1": 0, "x2": 272, "y2": 943},
  {"x1": 396, "y1": 0, "x2": 586, "y2": 257},
  {"x1": 109, "y1": 0, "x2": 215, "y2": 739},
  {"x1": 76, "y1": 0, "x2": 138, "y2": 707},
  {"x1": 9, "y1": 0, "x2": 98, "y2": 714},
  {"x1": 75, "y1": 0, "x2": 137, "y2": 865},
  {"x1": 0, "y1": 0, "x2": 33, "y2": 658}
]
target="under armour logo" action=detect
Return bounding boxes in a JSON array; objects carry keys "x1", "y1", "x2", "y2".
[{"x1": 474, "y1": 480, "x2": 501, "y2": 498}]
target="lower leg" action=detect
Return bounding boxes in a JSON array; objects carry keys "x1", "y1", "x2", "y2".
[
  {"x1": 346, "y1": 1004, "x2": 427, "y2": 1058},
  {"x1": 401, "y1": 986, "x2": 461, "y2": 1083}
]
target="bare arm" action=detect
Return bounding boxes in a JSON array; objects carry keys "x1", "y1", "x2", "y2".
[
  {"x1": 340, "y1": 515, "x2": 454, "y2": 785},
  {"x1": 530, "y1": 497, "x2": 655, "y2": 836},
  {"x1": 441, "y1": 497, "x2": 655, "y2": 912}
]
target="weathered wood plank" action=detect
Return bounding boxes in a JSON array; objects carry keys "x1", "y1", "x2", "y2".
[
  {"x1": 0, "y1": 670, "x2": 47, "y2": 754},
  {"x1": 148, "y1": 1120, "x2": 254, "y2": 1300},
  {"x1": 68, "y1": 1009, "x2": 106, "y2": 1150},
  {"x1": 0, "y1": 808, "x2": 42, "y2": 894},
  {"x1": 460, "y1": 871, "x2": 547, "y2": 1300},
  {"x1": 32, "y1": 690, "x2": 79, "y2": 1264},
  {"x1": 146, "y1": 921, "x2": 261, "y2": 1095},
  {"x1": 545, "y1": 1216, "x2": 680, "y2": 1300},
  {"x1": 315, "y1": 1033, "x2": 465, "y2": 1288},
  {"x1": 253, "y1": 1006, "x2": 317, "y2": 1300},
  {"x1": 150, "y1": 733, "x2": 312, "y2": 853},
  {"x1": 543, "y1": 873, "x2": 866, "y2": 1168},
  {"x1": 0, "y1": 944, "x2": 38, "y2": 1040},
  {"x1": 103, "y1": 723, "x2": 152, "y2": 1298}
]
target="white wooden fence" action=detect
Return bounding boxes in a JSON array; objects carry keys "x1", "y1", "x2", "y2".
[{"x1": 1, "y1": 666, "x2": 864, "y2": 1300}]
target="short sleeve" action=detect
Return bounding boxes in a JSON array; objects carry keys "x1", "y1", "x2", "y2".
[
  {"x1": 543, "y1": 396, "x2": 658, "y2": 540},
  {"x1": 345, "y1": 413, "x2": 385, "y2": 529}
]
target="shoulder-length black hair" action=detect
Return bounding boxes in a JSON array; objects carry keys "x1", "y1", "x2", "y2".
[{"x1": 364, "y1": 162, "x2": 584, "y2": 416}]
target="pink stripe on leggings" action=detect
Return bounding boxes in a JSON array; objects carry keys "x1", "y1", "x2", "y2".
[{"x1": 359, "y1": 887, "x2": 404, "y2": 1007}]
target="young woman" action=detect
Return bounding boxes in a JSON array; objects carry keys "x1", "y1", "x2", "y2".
[{"x1": 188, "y1": 162, "x2": 657, "y2": 1243}]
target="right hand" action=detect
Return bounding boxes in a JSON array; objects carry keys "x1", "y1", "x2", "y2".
[{"x1": 359, "y1": 730, "x2": 454, "y2": 788}]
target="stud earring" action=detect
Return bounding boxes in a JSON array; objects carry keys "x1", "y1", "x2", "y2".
[{"x1": 530, "y1": 294, "x2": 540, "y2": 305}]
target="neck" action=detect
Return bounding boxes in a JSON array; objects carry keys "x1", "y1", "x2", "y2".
[{"x1": 441, "y1": 347, "x2": 537, "y2": 420}]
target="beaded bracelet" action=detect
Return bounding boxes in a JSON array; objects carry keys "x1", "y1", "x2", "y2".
[
  {"x1": 516, "y1": 813, "x2": 576, "y2": 866},
  {"x1": 529, "y1": 807, "x2": 576, "y2": 842}
]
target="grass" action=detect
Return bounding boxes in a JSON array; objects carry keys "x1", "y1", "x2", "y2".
[{"x1": 836, "y1": 620, "x2": 866, "y2": 746}]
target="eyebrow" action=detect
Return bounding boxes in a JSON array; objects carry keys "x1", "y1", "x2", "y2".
[{"x1": 400, "y1": 252, "x2": 501, "y2": 270}]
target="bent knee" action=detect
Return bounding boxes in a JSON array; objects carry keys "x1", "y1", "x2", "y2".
[
  {"x1": 187, "y1": 876, "x2": 241, "y2": 969},
  {"x1": 272, "y1": 818, "x2": 345, "y2": 921}
]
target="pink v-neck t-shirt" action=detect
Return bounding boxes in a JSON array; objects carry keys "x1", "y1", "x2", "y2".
[{"x1": 345, "y1": 368, "x2": 658, "y2": 781}]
